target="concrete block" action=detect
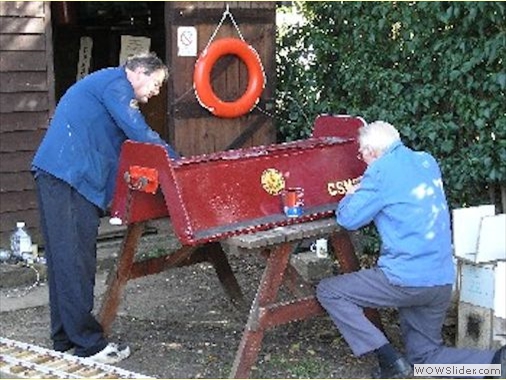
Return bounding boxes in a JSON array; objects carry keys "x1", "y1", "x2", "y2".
[
  {"x1": 0, "y1": 262, "x2": 47, "y2": 289},
  {"x1": 457, "y1": 302, "x2": 506, "y2": 350},
  {"x1": 290, "y1": 250, "x2": 334, "y2": 283}
]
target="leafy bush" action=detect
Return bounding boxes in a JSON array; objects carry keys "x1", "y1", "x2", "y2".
[{"x1": 276, "y1": 2, "x2": 506, "y2": 213}]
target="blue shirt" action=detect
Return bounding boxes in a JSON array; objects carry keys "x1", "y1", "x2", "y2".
[
  {"x1": 32, "y1": 67, "x2": 179, "y2": 210},
  {"x1": 336, "y1": 141, "x2": 455, "y2": 287}
]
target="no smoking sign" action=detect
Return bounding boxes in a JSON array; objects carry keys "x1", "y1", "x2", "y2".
[{"x1": 177, "y1": 26, "x2": 197, "y2": 57}]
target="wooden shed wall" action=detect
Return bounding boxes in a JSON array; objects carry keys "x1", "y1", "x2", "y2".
[
  {"x1": 0, "y1": 1, "x2": 53, "y2": 246},
  {"x1": 0, "y1": 1, "x2": 277, "y2": 248}
]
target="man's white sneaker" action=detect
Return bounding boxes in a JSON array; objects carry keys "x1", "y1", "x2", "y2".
[{"x1": 87, "y1": 343, "x2": 131, "y2": 364}]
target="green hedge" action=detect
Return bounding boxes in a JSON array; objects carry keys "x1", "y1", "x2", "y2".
[{"x1": 276, "y1": 2, "x2": 506, "y2": 213}]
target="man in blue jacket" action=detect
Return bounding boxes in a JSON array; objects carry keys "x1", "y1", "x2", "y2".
[
  {"x1": 32, "y1": 52, "x2": 179, "y2": 364},
  {"x1": 317, "y1": 121, "x2": 504, "y2": 378}
]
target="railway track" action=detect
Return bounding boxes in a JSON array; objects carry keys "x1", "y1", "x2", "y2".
[{"x1": 0, "y1": 337, "x2": 152, "y2": 378}]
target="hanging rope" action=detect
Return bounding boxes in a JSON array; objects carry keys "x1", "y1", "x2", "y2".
[{"x1": 204, "y1": 5, "x2": 245, "y2": 51}]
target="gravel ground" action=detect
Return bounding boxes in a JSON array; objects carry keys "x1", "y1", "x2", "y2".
[{"x1": 0, "y1": 220, "x2": 456, "y2": 378}]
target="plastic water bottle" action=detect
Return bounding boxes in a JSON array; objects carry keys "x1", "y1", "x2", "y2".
[{"x1": 10, "y1": 222, "x2": 33, "y2": 262}]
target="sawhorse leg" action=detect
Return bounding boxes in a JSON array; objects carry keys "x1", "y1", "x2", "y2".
[
  {"x1": 230, "y1": 230, "x2": 382, "y2": 378},
  {"x1": 230, "y1": 242, "x2": 323, "y2": 378},
  {"x1": 99, "y1": 222, "x2": 145, "y2": 334},
  {"x1": 205, "y1": 243, "x2": 246, "y2": 310},
  {"x1": 99, "y1": 224, "x2": 246, "y2": 334},
  {"x1": 128, "y1": 241, "x2": 245, "y2": 309}
]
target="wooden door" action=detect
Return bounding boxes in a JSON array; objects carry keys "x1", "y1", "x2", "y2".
[{"x1": 165, "y1": 2, "x2": 276, "y2": 157}]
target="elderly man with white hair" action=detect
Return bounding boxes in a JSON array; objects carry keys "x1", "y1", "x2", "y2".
[{"x1": 317, "y1": 121, "x2": 505, "y2": 378}]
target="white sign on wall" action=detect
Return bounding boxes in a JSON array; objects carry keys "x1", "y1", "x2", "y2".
[
  {"x1": 177, "y1": 26, "x2": 197, "y2": 57},
  {"x1": 119, "y1": 35, "x2": 151, "y2": 65}
]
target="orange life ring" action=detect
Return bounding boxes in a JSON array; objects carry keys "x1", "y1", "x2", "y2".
[{"x1": 193, "y1": 38, "x2": 265, "y2": 119}]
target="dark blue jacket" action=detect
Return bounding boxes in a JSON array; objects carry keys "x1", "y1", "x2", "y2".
[{"x1": 32, "y1": 67, "x2": 179, "y2": 210}]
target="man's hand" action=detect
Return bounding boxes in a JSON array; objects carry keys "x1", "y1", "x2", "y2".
[
  {"x1": 346, "y1": 183, "x2": 360, "y2": 195},
  {"x1": 345, "y1": 176, "x2": 362, "y2": 195}
]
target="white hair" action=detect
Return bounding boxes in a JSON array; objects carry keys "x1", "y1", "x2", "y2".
[{"x1": 359, "y1": 121, "x2": 400, "y2": 154}]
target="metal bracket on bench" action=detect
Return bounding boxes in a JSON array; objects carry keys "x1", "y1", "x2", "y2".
[{"x1": 124, "y1": 166, "x2": 159, "y2": 194}]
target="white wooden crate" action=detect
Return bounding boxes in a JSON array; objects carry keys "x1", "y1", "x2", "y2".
[
  {"x1": 458, "y1": 261, "x2": 506, "y2": 319},
  {"x1": 457, "y1": 302, "x2": 506, "y2": 350},
  {"x1": 452, "y1": 206, "x2": 506, "y2": 263}
]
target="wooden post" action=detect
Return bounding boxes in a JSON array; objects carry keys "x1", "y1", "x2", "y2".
[
  {"x1": 230, "y1": 242, "x2": 293, "y2": 378},
  {"x1": 99, "y1": 222, "x2": 145, "y2": 334}
]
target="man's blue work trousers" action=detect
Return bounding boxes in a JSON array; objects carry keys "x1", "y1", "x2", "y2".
[{"x1": 34, "y1": 170, "x2": 108, "y2": 357}]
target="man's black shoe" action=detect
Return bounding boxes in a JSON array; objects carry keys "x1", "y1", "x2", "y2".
[
  {"x1": 487, "y1": 345, "x2": 506, "y2": 379},
  {"x1": 499, "y1": 345, "x2": 506, "y2": 379},
  {"x1": 371, "y1": 356, "x2": 412, "y2": 379}
]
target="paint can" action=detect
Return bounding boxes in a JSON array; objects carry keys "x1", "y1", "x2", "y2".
[{"x1": 282, "y1": 187, "x2": 304, "y2": 218}]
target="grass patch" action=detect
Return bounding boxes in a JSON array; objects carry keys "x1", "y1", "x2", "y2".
[{"x1": 255, "y1": 352, "x2": 332, "y2": 378}]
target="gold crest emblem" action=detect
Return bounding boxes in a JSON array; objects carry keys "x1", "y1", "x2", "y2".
[{"x1": 261, "y1": 168, "x2": 286, "y2": 195}]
